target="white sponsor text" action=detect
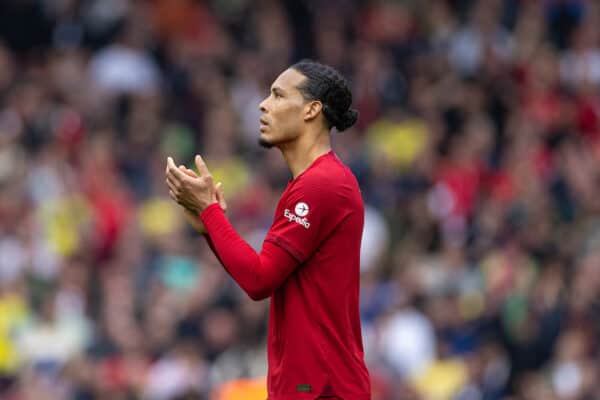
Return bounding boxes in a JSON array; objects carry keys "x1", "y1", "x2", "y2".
[{"x1": 284, "y1": 209, "x2": 311, "y2": 229}]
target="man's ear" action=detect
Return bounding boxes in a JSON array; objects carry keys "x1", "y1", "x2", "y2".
[{"x1": 304, "y1": 100, "x2": 323, "y2": 122}]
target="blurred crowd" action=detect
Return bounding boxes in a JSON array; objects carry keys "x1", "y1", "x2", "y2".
[{"x1": 0, "y1": 0, "x2": 600, "y2": 399}]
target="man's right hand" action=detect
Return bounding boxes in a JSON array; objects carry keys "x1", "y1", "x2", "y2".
[{"x1": 178, "y1": 166, "x2": 226, "y2": 234}]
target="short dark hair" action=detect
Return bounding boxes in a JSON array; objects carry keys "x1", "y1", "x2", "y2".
[{"x1": 291, "y1": 60, "x2": 358, "y2": 132}]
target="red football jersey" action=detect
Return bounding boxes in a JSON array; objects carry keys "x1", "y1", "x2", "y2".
[{"x1": 263, "y1": 151, "x2": 370, "y2": 399}]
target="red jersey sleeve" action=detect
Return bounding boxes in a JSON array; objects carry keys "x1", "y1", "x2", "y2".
[
  {"x1": 264, "y1": 175, "x2": 346, "y2": 264},
  {"x1": 200, "y1": 204, "x2": 299, "y2": 301}
]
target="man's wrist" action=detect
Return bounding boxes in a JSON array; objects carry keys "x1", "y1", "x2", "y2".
[
  {"x1": 199, "y1": 202, "x2": 221, "y2": 216},
  {"x1": 189, "y1": 200, "x2": 218, "y2": 216},
  {"x1": 199, "y1": 202, "x2": 223, "y2": 224}
]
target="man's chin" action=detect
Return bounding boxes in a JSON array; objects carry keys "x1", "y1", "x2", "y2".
[{"x1": 258, "y1": 137, "x2": 275, "y2": 149}]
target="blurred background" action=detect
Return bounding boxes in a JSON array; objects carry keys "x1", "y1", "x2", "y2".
[{"x1": 0, "y1": 0, "x2": 599, "y2": 399}]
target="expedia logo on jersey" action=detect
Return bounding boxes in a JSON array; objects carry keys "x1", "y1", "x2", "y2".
[{"x1": 284, "y1": 202, "x2": 310, "y2": 229}]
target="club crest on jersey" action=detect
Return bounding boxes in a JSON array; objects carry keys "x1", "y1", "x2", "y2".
[{"x1": 284, "y1": 204, "x2": 311, "y2": 229}]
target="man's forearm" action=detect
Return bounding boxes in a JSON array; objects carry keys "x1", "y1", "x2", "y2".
[{"x1": 200, "y1": 204, "x2": 297, "y2": 300}]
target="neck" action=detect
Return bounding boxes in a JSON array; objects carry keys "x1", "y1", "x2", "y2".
[{"x1": 279, "y1": 128, "x2": 331, "y2": 179}]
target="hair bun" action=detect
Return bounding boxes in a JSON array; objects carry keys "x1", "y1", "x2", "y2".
[
  {"x1": 292, "y1": 60, "x2": 357, "y2": 132},
  {"x1": 335, "y1": 108, "x2": 359, "y2": 132}
]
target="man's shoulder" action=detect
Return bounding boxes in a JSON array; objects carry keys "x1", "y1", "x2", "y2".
[
  {"x1": 302, "y1": 154, "x2": 354, "y2": 186},
  {"x1": 293, "y1": 158, "x2": 361, "y2": 205}
]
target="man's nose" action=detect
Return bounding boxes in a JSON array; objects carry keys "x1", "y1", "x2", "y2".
[{"x1": 259, "y1": 98, "x2": 268, "y2": 113}]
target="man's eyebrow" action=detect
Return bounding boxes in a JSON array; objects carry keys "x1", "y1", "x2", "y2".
[{"x1": 271, "y1": 86, "x2": 285, "y2": 94}]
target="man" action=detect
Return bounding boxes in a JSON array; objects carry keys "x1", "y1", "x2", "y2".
[{"x1": 165, "y1": 60, "x2": 370, "y2": 399}]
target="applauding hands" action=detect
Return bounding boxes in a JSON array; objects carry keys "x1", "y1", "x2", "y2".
[{"x1": 165, "y1": 155, "x2": 226, "y2": 234}]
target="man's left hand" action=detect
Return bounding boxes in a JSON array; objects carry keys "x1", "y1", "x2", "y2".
[{"x1": 165, "y1": 155, "x2": 218, "y2": 214}]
